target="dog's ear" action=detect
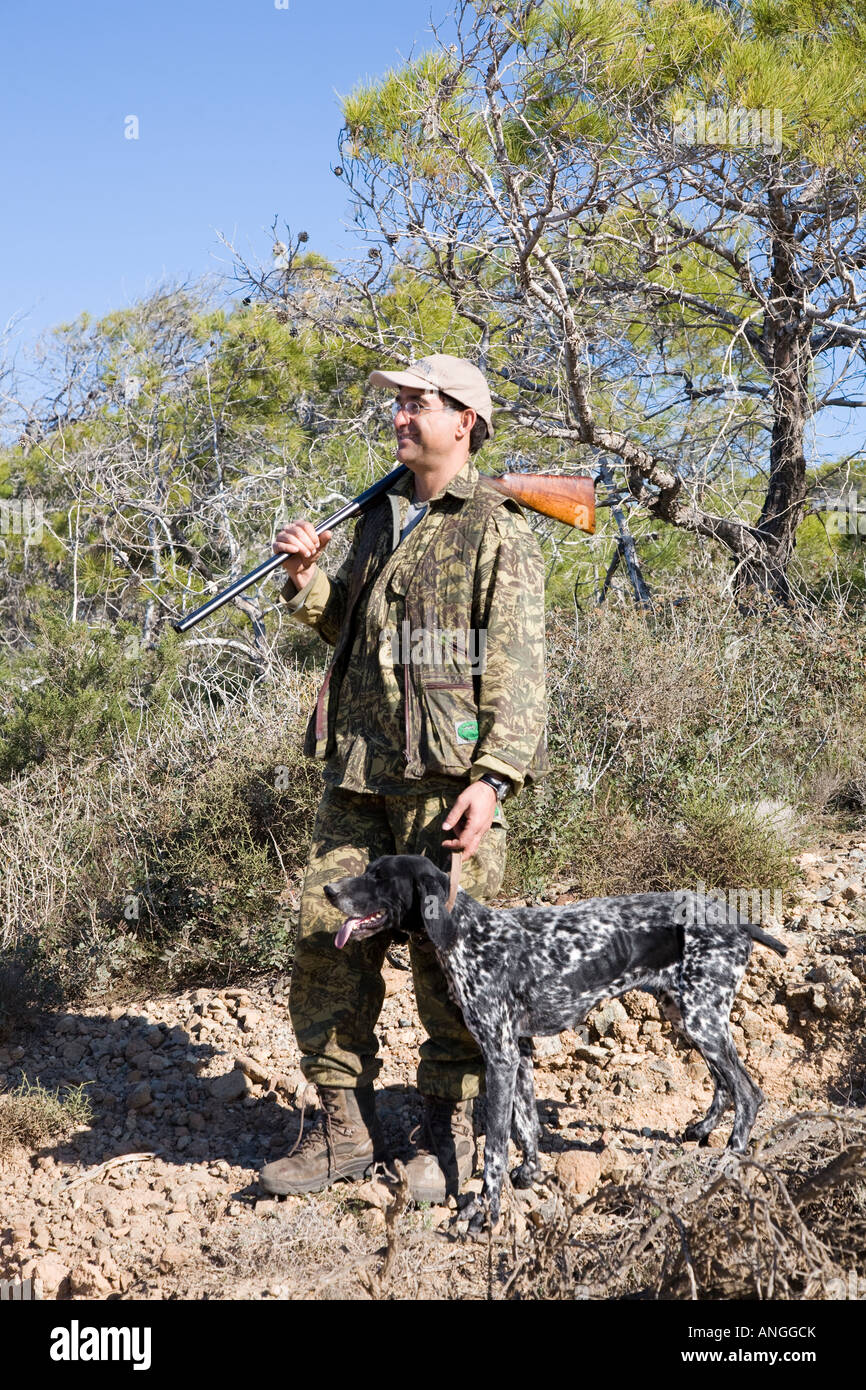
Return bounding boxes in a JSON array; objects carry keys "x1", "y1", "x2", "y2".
[{"x1": 412, "y1": 860, "x2": 457, "y2": 951}]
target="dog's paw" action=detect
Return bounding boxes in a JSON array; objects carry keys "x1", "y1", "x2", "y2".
[
  {"x1": 467, "y1": 1208, "x2": 488, "y2": 1238},
  {"x1": 682, "y1": 1123, "x2": 710, "y2": 1146},
  {"x1": 510, "y1": 1161, "x2": 540, "y2": 1190},
  {"x1": 450, "y1": 1193, "x2": 500, "y2": 1238}
]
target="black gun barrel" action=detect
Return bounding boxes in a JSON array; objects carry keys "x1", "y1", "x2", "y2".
[{"x1": 172, "y1": 464, "x2": 408, "y2": 633}]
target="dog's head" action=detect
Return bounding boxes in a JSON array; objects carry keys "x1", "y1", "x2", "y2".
[{"x1": 323, "y1": 854, "x2": 456, "y2": 951}]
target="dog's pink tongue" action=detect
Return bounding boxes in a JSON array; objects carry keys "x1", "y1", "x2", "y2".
[{"x1": 335, "y1": 919, "x2": 360, "y2": 950}]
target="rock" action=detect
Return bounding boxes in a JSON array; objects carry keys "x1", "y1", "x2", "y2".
[
  {"x1": 9, "y1": 1224, "x2": 31, "y2": 1251},
  {"x1": 424, "y1": 1205, "x2": 450, "y2": 1229},
  {"x1": 599, "y1": 1148, "x2": 639, "y2": 1183},
  {"x1": 554, "y1": 1150, "x2": 601, "y2": 1195},
  {"x1": 127, "y1": 1082, "x2": 152, "y2": 1110},
  {"x1": 786, "y1": 984, "x2": 815, "y2": 1009},
  {"x1": 33, "y1": 1257, "x2": 69, "y2": 1298},
  {"x1": 165, "y1": 1212, "x2": 194, "y2": 1235},
  {"x1": 357, "y1": 1208, "x2": 386, "y2": 1235},
  {"x1": 533, "y1": 1036, "x2": 562, "y2": 1058},
  {"x1": 383, "y1": 967, "x2": 410, "y2": 998},
  {"x1": 158, "y1": 1244, "x2": 189, "y2": 1272},
  {"x1": 740, "y1": 1009, "x2": 766, "y2": 1040},
  {"x1": 210, "y1": 1070, "x2": 250, "y2": 1103},
  {"x1": 612, "y1": 1018, "x2": 641, "y2": 1045},
  {"x1": 825, "y1": 982, "x2": 861, "y2": 1020},
  {"x1": 573, "y1": 1044, "x2": 608, "y2": 1064},
  {"x1": 104, "y1": 1206, "x2": 126, "y2": 1230},
  {"x1": 97, "y1": 1252, "x2": 121, "y2": 1280},
  {"x1": 235, "y1": 1055, "x2": 270, "y2": 1086},
  {"x1": 355, "y1": 1179, "x2": 395, "y2": 1211},
  {"x1": 69, "y1": 1262, "x2": 113, "y2": 1298},
  {"x1": 589, "y1": 1000, "x2": 628, "y2": 1039}
]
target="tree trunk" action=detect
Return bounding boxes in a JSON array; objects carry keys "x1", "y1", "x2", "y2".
[{"x1": 736, "y1": 216, "x2": 810, "y2": 600}]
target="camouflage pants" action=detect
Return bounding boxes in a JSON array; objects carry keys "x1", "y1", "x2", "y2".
[{"x1": 289, "y1": 784, "x2": 507, "y2": 1100}]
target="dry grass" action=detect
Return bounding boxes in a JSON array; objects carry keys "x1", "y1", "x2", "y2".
[
  {"x1": 502, "y1": 1111, "x2": 866, "y2": 1301},
  {"x1": 200, "y1": 1191, "x2": 382, "y2": 1300},
  {"x1": 0, "y1": 1075, "x2": 93, "y2": 1155}
]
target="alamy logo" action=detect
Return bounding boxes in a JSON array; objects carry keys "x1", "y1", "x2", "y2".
[
  {"x1": 50, "y1": 1320, "x2": 152, "y2": 1371},
  {"x1": 0, "y1": 499, "x2": 44, "y2": 542},
  {"x1": 0, "y1": 1276, "x2": 34, "y2": 1301},
  {"x1": 826, "y1": 1270, "x2": 866, "y2": 1299},
  {"x1": 674, "y1": 881, "x2": 782, "y2": 926},
  {"x1": 815, "y1": 489, "x2": 866, "y2": 535},
  {"x1": 673, "y1": 102, "x2": 782, "y2": 154},
  {"x1": 382, "y1": 621, "x2": 487, "y2": 674}
]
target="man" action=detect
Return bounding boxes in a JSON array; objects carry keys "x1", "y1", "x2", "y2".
[{"x1": 260, "y1": 353, "x2": 547, "y2": 1203}]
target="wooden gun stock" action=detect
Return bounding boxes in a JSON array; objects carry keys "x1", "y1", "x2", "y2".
[
  {"x1": 485, "y1": 473, "x2": 595, "y2": 533},
  {"x1": 173, "y1": 465, "x2": 595, "y2": 633}
]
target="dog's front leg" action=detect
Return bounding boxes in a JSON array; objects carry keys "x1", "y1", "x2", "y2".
[{"x1": 464, "y1": 1047, "x2": 519, "y2": 1235}]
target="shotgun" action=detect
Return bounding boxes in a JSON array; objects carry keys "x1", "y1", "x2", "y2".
[{"x1": 173, "y1": 464, "x2": 594, "y2": 633}]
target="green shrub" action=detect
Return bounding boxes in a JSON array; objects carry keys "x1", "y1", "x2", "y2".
[
  {"x1": 0, "y1": 616, "x2": 179, "y2": 778},
  {"x1": 0, "y1": 1076, "x2": 93, "y2": 1154}
]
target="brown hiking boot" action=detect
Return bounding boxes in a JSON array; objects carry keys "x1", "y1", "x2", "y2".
[
  {"x1": 403, "y1": 1097, "x2": 476, "y2": 1204},
  {"x1": 259, "y1": 1086, "x2": 379, "y2": 1196}
]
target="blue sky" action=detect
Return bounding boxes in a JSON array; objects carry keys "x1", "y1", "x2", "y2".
[
  {"x1": 0, "y1": 0, "x2": 444, "y2": 354},
  {"x1": 0, "y1": 1, "x2": 863, "y2": 461}
]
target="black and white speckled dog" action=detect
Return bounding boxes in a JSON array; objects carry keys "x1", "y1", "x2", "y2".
[{"x1": 324, "y1": 854, "x2": 787, "y2": 1231}]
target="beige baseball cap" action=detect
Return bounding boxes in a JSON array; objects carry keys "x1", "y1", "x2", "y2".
[{"x1": 369, "y1": 353, "x2": 494, "y2": 438}]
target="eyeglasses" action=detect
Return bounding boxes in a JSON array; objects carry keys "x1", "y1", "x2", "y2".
[{"x1": 391, "y1": 397, "x2": 457, "y2": 420}]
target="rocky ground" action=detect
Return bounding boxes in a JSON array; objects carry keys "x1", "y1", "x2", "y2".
[{"x1": 2, "y1": 834, "x2": 865, "y2": 1301}]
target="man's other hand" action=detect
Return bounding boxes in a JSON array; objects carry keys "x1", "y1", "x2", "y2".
[{"x1": 442, "y1": 781, "x2": 497, "y2": 860}]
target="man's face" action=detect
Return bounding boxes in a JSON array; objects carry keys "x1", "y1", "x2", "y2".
[{"x1": 393, "y1": 387, "x2": 469, "y2": 469}]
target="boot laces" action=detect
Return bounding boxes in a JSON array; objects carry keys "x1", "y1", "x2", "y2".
[{"x1": 284, "y1": 1092, "x2": 342, "y2": 1163}]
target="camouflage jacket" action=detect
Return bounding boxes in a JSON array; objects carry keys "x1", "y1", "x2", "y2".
[{"x1": 281, "y1": 459, "x2": 548, "y2": 796}]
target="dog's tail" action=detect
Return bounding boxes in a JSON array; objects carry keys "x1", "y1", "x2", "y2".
[{"x1": 746, "y1": 923, "x2": 787, "y2": 957}]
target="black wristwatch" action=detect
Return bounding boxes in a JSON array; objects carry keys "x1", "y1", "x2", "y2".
[{"x1": 479, "y1": 773, "x2": 512, "y2": 802}]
